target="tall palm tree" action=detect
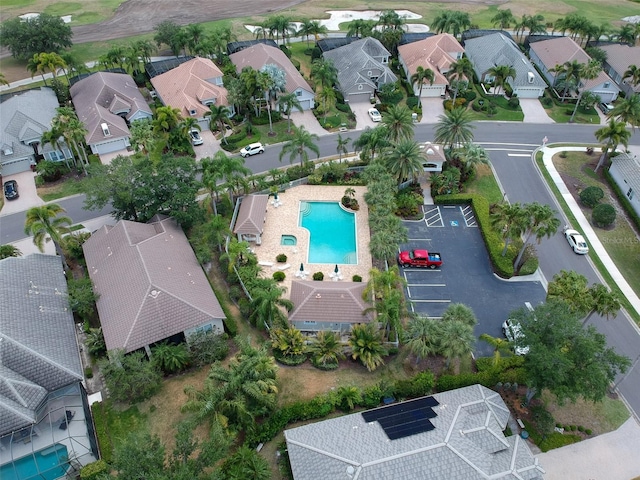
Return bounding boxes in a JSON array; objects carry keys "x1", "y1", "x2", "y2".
[
  {"x1": 346, "y1": 19, "x2": 376, "y2": 38},
  {"x1": 249, "y1": 282, "x2": 293, "y2": 329},
  {"x1": 384, "y1": 139, "x2": 424, "y2": 184},
  {"x1": 410, "y1": 66, "x2": 435, "y2": 102},
  {"x1": 24, "y1": 204, "x2": 72, "y2": 271},
  {"x1": 306, "y1": 331, "x2": 345, "y2": 367},
  {"x1": 200, "y1": 153, "x2": 224, "y2": 212},
  {"x1": 479, "y1": 333, "x2": 513, "y2": 366},
  {"x1": 446, "y1": 57, "x2": 474, "y2": 102},
  {"x1": 353, "y1": 126, "x2": 390, "y2": 162},
  {"x1": 381, "y1": 104, "x2": 414, "y2": 143},
  {"x1": 488, "y1": 64, "x2": 516, "y2": 96},
  {"x1": 27, "y1": 53, "x2": 48, "y2": 85},
  {"x1": 553, "y1": 60, "x2": 582, "y2": 101},
  {"x1": 623, "y1": 65, "x2": 640, "y2": 88},
  {"x1": 405, "y1": 316, "x2": 439, "y2": 364},
  {"x1": 434, "y1": 107, "x2": 475, "y2": 149},
  {"x1": 348, "y1": 323, "x2": 387, "y2": 372},
  {"x1": 0, "y1": 244, "x2": 22, "y2": 259},
  {"x1": 304, "y1": 20, "x2": 329, "y2": 43},
  {"x1": 261, "y1": 64, "x2": 286, "y2": 134},
  {"x1": 336, "y1": 133, "x2": 350, "y2": 162},
  {"x1": 594, "y1": 119, "x2": 631, "y2": 171},
  {"x1": 37, "y1": 52, "x2": 66, "y2": 80},
  {"x1": 204, "y1": 105, "x2": 232, "y2": 144},
  {"x1": 277, "y1": 92, "x2": 303, "y2": 133},
  {"x1": 297, "y1": 19, "x2": 315, "y2": 46},
  {"x1": 513, "y1": 202, "x2": 561, "y2": 270},
  {"x1": 41, "y1": 128, "x2": 71, "y2": 169},
  {"x1": 489, "y1": 202, "x2": 527, "y2": 256},
  {"x1": 491, "y1": 9, "x2": 516, "y2": 29},
  {"x1": 569, "y1": 60, "x2": 602, "y2": 122},
  {"x1": 608, "y1": 93, "x2": 640, "y2": 131},
  {"x1": 437, "y1": 320, "x2": 475, "y2": 369},
  {"x1": 310, "y1": 58, "x2": 338, "y2": 90},
  {"x1": 279, "y1": 126, "x2": 320, "y2": 168},
  {"x1": 582, "y1": 283, "x2": 621, "y2": 326},
  {"x1": 441, "y1": 303, "x2": 478, "y2": 327},
  {"x1": 51, "y1": 107, "x2": 89, "y2": 174},
  {"x1": 317, "y1": 85, "x2": 336, "y2": 119}
]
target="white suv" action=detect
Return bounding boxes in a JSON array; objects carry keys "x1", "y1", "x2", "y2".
[{"x1": 240, "y1": 142, "x2": 264, "y2": 157}]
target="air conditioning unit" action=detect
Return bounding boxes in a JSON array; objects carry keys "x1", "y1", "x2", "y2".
[
  {"x1": 101, "y1": 123, "x2": 111, "y2": 136},
  {"x1": 527, "y1": 72, "x2": 535, "y2": 84}
]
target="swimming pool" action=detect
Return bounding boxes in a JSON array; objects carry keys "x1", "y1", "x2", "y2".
[
  {"x1": 281, "y1": 234, "x2": 297, "y2": 246},
  {"x1": 0, "y1": 443, "x2": 68, "y2": 480},
  {"x1": 299, "y1": 201, "x2": 357, "y2": 264}
]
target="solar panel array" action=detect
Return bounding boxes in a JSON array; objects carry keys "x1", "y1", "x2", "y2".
[{"x1": 362, "y1": 396, "x2": 440, "y2": 440}]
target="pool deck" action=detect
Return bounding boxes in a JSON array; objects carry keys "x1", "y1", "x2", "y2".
[{"x1": 252, "y1": 185, "x2": 373, "y2": 295}]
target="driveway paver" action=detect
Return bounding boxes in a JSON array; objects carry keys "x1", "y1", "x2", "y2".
[
  {"x1": 419, "y1": 97, "x2": 445, "y2": 124},
  {"x1": 349, "y1": 100, "x2": 379, "y2": 130},
  {"x1": 0, "y1": 170, "x2": 44, "y2": 216},
  {"x1": 289, "y1": 110, "x2": 328, "y2": 137},
  {"x1": 519, "y1": 98, "x2": 555, "y2": 123}
]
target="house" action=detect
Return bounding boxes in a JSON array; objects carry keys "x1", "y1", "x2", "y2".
[
  {"x1": 0, "y1": 254, "x2": 98, "y2": 476},
  {"x1": 150, "y1": 57, "x2": 232, "y2": 130},
  {"x1": 599, "y1": 44, "x2": 640, "y2": 97},
  {"x1": 82, "y1": 215, "x2": 226, "y2": 355},
  {"x1": 323, "y1": 37, "x2": 397, "y2": 102},
  {"x1": 0, "y1": 88, "x2": 73, "y2": 176},
  {"x1": 464, "y1": 33, "x2": 547, "y2": 98},
  {"x1": 232, "y1": 194, "x2": 269, "y2": 244},
  {"x1": 529, "y1": 36, "x2": 620, "y2": 103},
  {"x1": 227, "y1": 38, "x2": 278, "y2": 56},
  {"x1": 420, "y1": 142, "x2": 446, "y2": 172},
  {"x1": 229, "y1": 43, "x2": 315, "y2": 110},
  {"x1": 285, "y1": 384, "x2": 545, "y2": 479},
  {"x1": 398, "y1": 33, "x2": 465, "y2": 98},
  {"x1": 70, "y1": 72, "x2": 152, "y2": 156},
  {"x1": 608, "y1": 153, "x2": 640, "y2": 217},
  {"x1": 288, "y1": 280, "x2": 373, "y2": 334}
]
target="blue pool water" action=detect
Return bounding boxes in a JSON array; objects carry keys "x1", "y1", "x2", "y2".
[
  {"x1": 281, "y1": 234, "x2": 297, "y2": 246},
  {"x1": 0, "y1": 444, "x2": 68, "y2": 480},
  {"x1": 299, "y1": 201, "x2": 357, "y2": 264}
]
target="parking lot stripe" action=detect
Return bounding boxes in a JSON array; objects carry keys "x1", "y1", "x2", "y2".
[
  {"x1": 406, "y1": 284, "x2": 445, "y2": 287},
  {"x1": 507, "y1": 153, "x2": 532, "y2": 157},
  {"x1": 410, "y1": 299, "x2": 451, "y2": 303}
]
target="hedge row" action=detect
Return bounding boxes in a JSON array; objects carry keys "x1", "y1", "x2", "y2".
[
  {"x1": 80, "y1": 459, "x2": 108, "y2": 480},
  {"x1": 90, "y1": 403, "x2": 113, "y2": 463},
  {"x1": 435, "y1": 194, "x2": 514, "y2": 277}
]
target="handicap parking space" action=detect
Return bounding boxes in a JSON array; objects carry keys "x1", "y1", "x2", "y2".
[{"x1": 399, "y1": 204, "x2": 547, "y2": 357}]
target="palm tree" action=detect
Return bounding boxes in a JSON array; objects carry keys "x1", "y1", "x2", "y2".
[
  {"x1": 405, "y1": 316, "x2": 439, "y2": 364},
  {"x1": 270, "y1": 326, "x2": 305, "y2": 358},
  {"x1": 384, "y1": 139, "x2": 424, "y2": 184},
  {"x1": 24, "y1": 204, "x2": 72, "y2": 271},
  {"x1": 277, "y1": 92, "x2": 303, "y2": 133},
  {"x1": 202, "y1": 213, "x2": 230, "y2": 253},
  {"x1": 431, "y1": 12, "x2": 471, "y2": 38},
  {"x1": 594, "y1": 119, "x2": 631, "y2": 171},
  {"x1": 279, "y1": 126, "x2": 320, "y2": 168},
  {"x1": 151, "y1": 342, "x2": 190, "y2": 374},
  {"x1": 317, "y1": 85, "x2": 336, "y2": 118},
  {"x1": 353, "y1": 126, "x2": 390, "y2": 162},
  {"x1": 310, "y1": 58, "x2": 338, "y2": 90},
  {"x1": 306, "y1": 331, "x2": 345, "y2": 367},
  {"x1": 569, "y1": 60, "x2": 602, "y2": 122},
  {"x1": 222, "y1": 445, "x2": 271, "y2": 480},
  {"x1": 204, "y1": 105, "x2": 232, "y2": 144},
  {"x1": 441, "y1": 303, "x2": 478, "y2": 327},
  {"x1": 0, "y1": 72, "x2": 9, "y2": 86},
  {"x1": 517, "y1": 14, "x2": 546, "y2": 41},
  {"x1": 41, "y1": 128, "x2": 71, "y2": 169},
  {"x1": 336, "y1": 133, "x2": 350, "y2": 162},
  {"x1": 249, "y1": 283, "x2": 293, "y2": 330},
  {"x1": 491, "y1": 9, "x2": 516, "y2": 29},
  {"x1": 479, "y1": 333, "x2": 513, "y2": 366},
  {"x1": 0, "y1": 244, "x2": 22, "y2": 259},
  {"x1": 582, "y1": 283, "x2": 621, "y2": 326},
  {"x1": 552, "y1": 61, "x2": 580, "y2": 100},
  {"x1": 51, "y1": 107, "x2": 89, "y2": 174},
  {"x1": 346, "y1": 19, "x2": 376, "y2": 38},
  {"x1": 129, "y1": 118, "x2": 155, "y2": 154},
  {"x1": 348, "y1": 323, "x2": 387, "y2": 372},
  {"x1": 297, "y1": 19, "x2": 315, "y2": 46},
  {"x1": 306, "y1": 20, "x2": 328, "y2": 43},
  {"x1": 608, "y1": 93, "x2": 640, "y2": 131},
  {"x1": 623, "y1": 65, "x2": 640, "y2": 88},
  {"x1": 27, "y1": 53, "x2": 48, "y2": 84},
  {"x1": 152, "y1": 105, "x2": 182, "y2": 136},
  {"x1": 438, "y1": 320, "x2": 475, "y2": 370},
  {"x1": 489, "y1": 202, "x2": 527, "y2": 256},
  {"x1": 513, "y1": 202, "x2": 561, "y2": 270},
  {"x1": 461, "y1": 143, "x2": 489, "y2": 170},
  {"x1": 488, "y1": 64, "x2": 516, "y2": 96},
  {"x1": 410, "y1": 66, "x2": 435, "y2": 103},
  {"x1": 434, "y1": 107, "x2": 475, "y2": 149},
  {"x1": 221, "y1": 156, "x2": 251, "y2": 206},
  {"x1": 260, "y1": 64, "x2": 287, "y2": 134},
  {"x1": 446, "y1": 57, "x2": 474, "y2": 102},
  {"x1": 36, "y1": 52, "x2": 66, "y2": 80},
  {"x1": 381, "y1": 104, "x2": 414, "y2": 143},
  {"x1": 200, "y1": 153, "x2": 226, "y2": 215}
]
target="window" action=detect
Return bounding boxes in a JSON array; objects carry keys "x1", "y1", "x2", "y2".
[
  {"x1": 296, "y1": 90, "x2": 302, "y2": 97},
  {"x1": 303, "y1": 321, "x2": 317, "y2": 325},
  {"x1": 604, "y1": 82, "x2": 610, "y2": 88},
  {"x1": 100, "y1": 123, "x2": 110, "y2": 137},
  {"x1": 628, "y1": 188, "x2": 635, "y2": 200},
  {"x1": 195, "y1": 324, "x2": 213, "y2": 334},
  {"x1": 358, "y1": 84, "x2": 363, "y2": 90},
  {"x1": 189, "y1": 109, "x2": 197, "y2": 116}
]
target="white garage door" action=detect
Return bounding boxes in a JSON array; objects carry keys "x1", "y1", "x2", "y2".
[
  {"x1": 515, "y1": 88, "x2": 543, "y2": 99},
  {"x1": 94, "y1": 138, "x2": 129, "y2": 155},
  {"x1": 1, "y1": 157, "x2": 32, "y2": 176}
]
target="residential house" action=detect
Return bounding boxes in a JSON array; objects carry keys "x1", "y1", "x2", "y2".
[
  {"x1": 70, "y1": 72, "x2": 152, "y2": 156},
  {"x1": 398, "y1": 34, "x2": 465, "y2": 98},
  {"x1": 232, "y1": 194, "x2": 269, "y2": 244},
  {"x1": 464, "y1": 33, "x2": 547, "y2": 98},
  {"x1": 285, "y1": 384, "x2": 545, "y2": 479},
  {"x1": 323, "y1": 37, "x2": 397, "y2": 102},
  {"x1": 0, "y1": 254, "x2": 98, "y2": 476},
  {"x1": 0, "y1": 88, "x2": 72, "y2": 176},
  {"x1": 229, "y1": 43, "x2": 315, "y2": 110},
  {"x1": 82, "y1": 215, "x2": 226, "y2": 355},
  {"x1": 599, "y1": 44, "x2": 640, "y2": 97},
  {"x1": 608, "y1": 153, "x2": 640, "y2": 217},
  {"x1": 288, "y1": 280, "x2": 373, "y2": 334},
  {"x1": 529, "y1": 36, "x2": 619, "y2": 103},
  {"x1": 150, "y1": 57, "x2": 232, "y2": 130}
]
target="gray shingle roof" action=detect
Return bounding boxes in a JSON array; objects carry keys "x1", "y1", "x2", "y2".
[
  {"x1": 464, "y1": 33, "x2": 546, "y2": 89},
  {"x1": 82, "y1": 216, "x2": 225, "y2": 353},
  {"x1": 233, "y1": 194, "x2": 269, "y2": 235},
  {"x1": 599, "y1": 44, "x2": 640, "y2": 93},
  {"x1": 0, "y1": 254, "x2": 83, "y2": 435},
  {"x1": 610, "y1": 153, "x2": 640, "y2": 194},
  {"x1": 285, "y1": 384, "x2": 545, "y2": 480},
  {"x1": 289, "y1": 280, "x2": 373, "y2": 324}
]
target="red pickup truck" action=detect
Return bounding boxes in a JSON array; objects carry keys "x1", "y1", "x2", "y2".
[{"x1": 398, "y1": 249, "x2": 442, "y2": 269}]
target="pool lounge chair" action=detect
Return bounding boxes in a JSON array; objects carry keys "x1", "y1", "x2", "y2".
[{"x1": 277, "y1": 264, "x2": 291, "y2": 271}]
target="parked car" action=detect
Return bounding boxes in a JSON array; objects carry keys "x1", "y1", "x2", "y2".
[
  {"x1": 563, "y1": 227, "x2": 589, "y2": 255},
  {"x1": 240, "y1": 142, "x2": 265, "y2": 158},
  {"x1": 368, "y1": 108, "x2": 382, "y2": 122},
  {"x1": 397, "y1": 249, "x2": 442, "y2": 269},
  {"x1": 598, "y1": 102, "x2": 614, "y2": 114},
  {"x1": 3, "y1": 180, "x2": 19, "y2": 200},
  {"x1": 501, "y1": 318, "x2": 529, "y2": 355},
  {"x1": 189, "y1": 129, "x2": 203, "y2": 146}
]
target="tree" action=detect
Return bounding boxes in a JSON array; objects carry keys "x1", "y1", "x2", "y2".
[
  {"x1": 382, "y1": 104, "x2": 415, "y2": 143},
  {"x1": 488, "y1": 64, "x2": 516, "y2": 96},
  {"x1": 608, "y1": 93, "x2": 640, "y2": 131},
  {"x1": 405, "y1": 316, "x2": 439, "y2": 363},
  {"x1": 490, "y1": 202, "x2": 527, "y2": 256},
  {"x1": 491, "y1": 9, "x2": 516, "y2": 28},
  {"x1": 411, "y1": 66, "x2": 435, "y2": 101},
  {"x1": 479, "y1": 333, "x2": 513, "y2": 366},
  {"x1": 353, "y1": 126, "x2": 390, "y2": 162},
  {"x1": 317, "y1": 85, "x2": 336, "y2": 118},
  {"x1": 306, "y1": 331, "x2": 345, "y2": 367},
  {"x1": 512, "y1": 202, "x2": 561, "y2": 271},
  {"x1": 279, "y1": 126, "x2": 320, "y2": 168},
  {"x1": 516, "y1": 14, "x2": 546, "y2": 41},
  {"x1": 569, "y1": 60, "x2": 602, "y2": 122},
  {"x1": 151, "y1": 341, "x2": 191, "y2": 374},
  {"x1": 311, "y1": 58, "x2": 338, "y2": 90},
  {"x1": 270, "y1": 326, "x2": 305, "y2": 358},
  {"x1": 514, "y1": 300, "x2": 630, "y2": 405},
  {"x1": 249, "y1": 282, "x2": 293, "y2": 330},
  {"x1": 277, "y1": 92, "x2": 303, "y2": 133},
  {"x1": 553, "y1": 60, "x2": 582, "y2": 101},
  {"x1": 437, "y1": 320, "x2": 475, "y2": 369},
  {"x1": 100, "y1": 350, "x2": 163, "y2": 403},
  {"x1": 347, "y1": 19, "x2": 376, "y2": 38},
  {"x1": 0, "y1": 244, "x2": 22, "y2": 259},
  {"x1": 112, "y1": 431, "x2": 165, "y2": 479},
  {"x1": 383, "y1": 139, "x2": 424, "y2": 184},
  {"x1": 24, "y1": 204, "x2": 72, "y2": 271},
  {"x1": 336, "y1": 133, "x2": 350, "y2": 162},
  {"x1": 220, "y1": 445, "x2": 270, "y2": 480},
  {"x1": 152, "y1": 105, "x2": 183, "y2": 151},
  {"x1": 200, "y1": 152, "x2": 227, "y2": 215},
  {"x1": 260, "y1": 64, "x2": 286, "y2": 134},
  {"x1": 446, "y1": 58, "x2": 474, "y2": 103},
  {"x1": 348, "y1": 323, "x2": 388, "y2": 372},
  {"x1": 67, "y1": 277, "x2": 99, "y2": 321},
  {"x1": 51, "y1": 107, "x2": 89, "y2": 174},
  {"x1": 129, "y1": 118, "x2": 155, "y2": 154},
  {"x1": 0, "y1": 13, "x2": 73, "y2": 60},
  {"x1": 594, "y1": 119, "x2": 631, "y2": 172},
  {"x1": 154, "y1": 20, "x2": 184, "y2": 56},
  {"x1": 441, "y1": 303, "x2": 478, "y2": 327},
  {"x1": 187, "y1": 329, "x2": 229, "y2": 367},
  {"x1": 623, "y1": 65, "x2": 640, "y2": 88},
  {"x1": 204, "y1": 105, "x2": 232, "y2": 144},
  {"x1": 431, "y1": 11, "x2": 471, "y2": 38},
  {"x1": 434, "y1": 107, "x2": 475, "y2": 149},
  {"x1": 85, "y1": 327, "x2": 106, "y2": 358}
]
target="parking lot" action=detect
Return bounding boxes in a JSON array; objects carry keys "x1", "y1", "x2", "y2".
[{"x1": 399, "y1": 205, "x2": 547, "y2": 357}]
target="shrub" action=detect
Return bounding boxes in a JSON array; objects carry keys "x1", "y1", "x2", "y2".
[
  {"x1": 336, "y1": 102, "x2": 351, "y2": 113},
  {"x1": 444, "y1": 98, "x2": 467, "y2": 111},
  {"x1": 585, "y1": 428, "x2": 592, "y2": 435},
  {"x1": 279, "y1": 44, "x2": 292, "y2": 58},
  {"x1": 225, "y1": 130, "x2": 247, "y2": 144},
  {"x1": 592, "y1": 203, "x2": 616, "y2": 227},
  {"x1": 313, "y1": 271, "x2": 324, "y2": 281},
  {"x1": 406, "y1": 96, "x2": 420, "y2": 109},
  {"x1": 80, "y1": 459, "x2": 109, "y2": 480},
  {"x1": 580, "y1": 186, "x2": 604, "y2": 208},
  {"x1": 352, "y1": 275, "x2": 362, "y2": 282},
  {"x1": 463, "y1": 90, "x2": 477, "y2": 102},
  {"x1": 507, "y1": 96, "x2": 520, "y2": 108},
  {"x1": 273, "y1": 350, "x2": 307, "y2": 366},
  {"x1": 541, "y1": 96, "x2": 553, "y2": 107},
  {"x1": 273, "y1": 271, "x2": 286, "y2": 282},
  {"x1": 84, "y1": 367, "x2": 93, "y2": 379},
  {"x1": 187, "y1": 330, "x2": 229, "y2": 366},
  {"x1": 276, "y1": 253, "x2": 288, "y2": 263},
  {"x1": 36, "y1": 160, "x2": 68, "y2": 182},
  {"x1": 91, "y1": 403, "x2": 113, "y2": 463}
]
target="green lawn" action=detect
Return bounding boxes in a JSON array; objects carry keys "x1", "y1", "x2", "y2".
[
  {"x1": 37, "y1": 176, "x2": 90, "y2": 202},
  {"x1": 465, "y1": 164, "x2": 503, "y2": 204},
  {"x1": 544, "y1": 103, "x2": 600, "y2": 125}
]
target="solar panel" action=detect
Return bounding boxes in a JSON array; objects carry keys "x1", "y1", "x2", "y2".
[{"x1": 361, "y1": 396, "x2": 439, "y2": 440}]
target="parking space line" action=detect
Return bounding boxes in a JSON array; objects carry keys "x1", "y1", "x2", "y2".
[
  {"x1": 410, "y1": 299, "x2": 452, "y2": 303},
  {"x1": 460, "y1": 205, "x2": 477, "y2": 227},
  {"x1": 406, "y1": 283, "x2": 446, "y2": 287},
  {"x1": 407, "y1": 238, "x2": 432, "y2": 241},
  {"x1": 507, "y1": 153, "x2": 532, "y2": 157},
  {"x1": 423, "y1": 206, "x2": 443, "y2": 227}
]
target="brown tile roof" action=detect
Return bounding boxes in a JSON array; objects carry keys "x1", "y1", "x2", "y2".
[
  {"x1": 398, "y1": 33, "x2": 464, "y2": 85},
  {"x1": 83, "y1": 216, "x2": 225, "y2": 353},
  {"x1": 150, "y1": 57, "x2": 229, "y2": 119},
  {"x1": 70, "y1": 72, "x2": 152, "y2": 146},
  {"x1": 229, "y1": 43, "x2": 313, "y2": 95},
  {"x1": 233, "y1": 194, "x2": 269, "y2": 235},
  {"x1": 289, "y1": 280, "x2": 373, "y2": 324}
]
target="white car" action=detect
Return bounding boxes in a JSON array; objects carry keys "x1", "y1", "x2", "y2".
[
  {"x1": 564, "y1": 228, "x2": 589, "y2": 255},
  {"x1": 189, "y1": 129, "x2": 203, "y2": 146},
  {"x1": 240, "y1": 142, "x2": 264, "y2": 158},
  {"x1": 501, "y1": 318, "x2": 529, "y2": 355},
  {"x1": 368, "y1": 108, "x2": 382, "y2": 122}
]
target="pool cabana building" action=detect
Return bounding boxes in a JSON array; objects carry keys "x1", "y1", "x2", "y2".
[{"x1": 233, "y1": 194, "x2": 269, "y2": 245}]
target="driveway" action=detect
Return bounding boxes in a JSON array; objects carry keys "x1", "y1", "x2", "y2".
[
  {"x1": 519, "y1": 99, "x2": 555, "y2": 124},
  {"x1": 290, "y1": 110, "x2": 328, "y2": 137},
  {"x1": 194, "y1": 129, "x2": 222, "y2": 161},
  {"x1": 98, "y1": 148, "x2": 134, "y2": 165},
  {"x1": 0, "y1": 170, "x2": 44, "y2": 216},
  {"x1": 420, "y1": 97, "x2": 446, "y2": 124},
  {"x1": 349, "y1": 100, "x2": 379, "y2": 130}
]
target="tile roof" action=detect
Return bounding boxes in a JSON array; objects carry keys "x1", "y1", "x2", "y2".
[
  {"x1": 529, "y1": 36, "x2": 615, "y2": 91},
  {"x1": 599, "y1": 44, "x2": 640, "y2": 93},
  {"x1": 289, "y1": 280, "x2": 373, "y2": 324},
  {"x1": 233, "y1": 194, "x2": 269, "y2": 235},
  {"x1": 398, "y1": 34, "x2": 465, "y2": 85},
  {"x1": 285, "y1": 384, "x2": 545, "y2": 480},
  {"x1": 70, "y1": 72, "x2": 152, "y2": 146},
  {"x1": 610, "y1": 153, "x2": 640, "y2": 194},
  {"x1": 150, "y1": 57, "x2": 229, "y2": 119},
  {"x1": 82, "y1": 216, "x2": 225, "y2": 353},
  {"x1": 464, "y1": 33, "x2": 546, "y2": 89},
  {"x1": 323, "y1": 37, "x2": 397, "y2": 93},
  {"x1": 229, "y1": 43, "x2": 313, "y2": 96},
  {"x1": 0, "y1": 254, "x2": 83, "y2": 435}
]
